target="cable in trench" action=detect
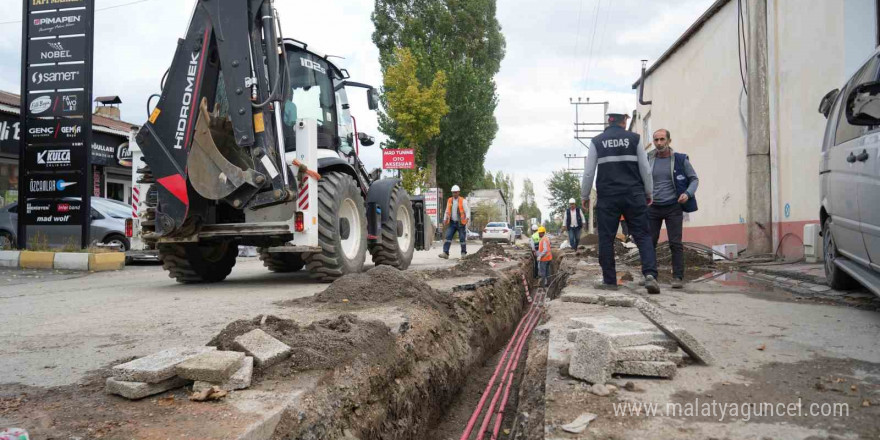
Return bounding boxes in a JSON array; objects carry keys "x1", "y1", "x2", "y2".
[{"x1": 459, "y1": 278, "x2": 548, "y2": 440}]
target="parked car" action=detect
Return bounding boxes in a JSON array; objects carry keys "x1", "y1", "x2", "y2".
[
  {"x1": 466, "y1": 229, "x2": 481, "y2": 241},
  {"x1": 482, "y1": 221, "x2": 515, "y2": 244},
  {"x1": 818, "y1": 47, "x2": 880, "y2": 296},
  {"x1": 0, "y1": 197, "x2": 131, "y2": 251},
  {"x1": 515, "y1": 226, "x2": 523, "y2": 239}
]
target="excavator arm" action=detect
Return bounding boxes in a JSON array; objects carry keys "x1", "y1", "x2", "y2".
[{"x1": 135, "y1": 0, "x2": 292, "y2": 237}]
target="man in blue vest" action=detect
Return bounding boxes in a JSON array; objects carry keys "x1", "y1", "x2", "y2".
[
  {"x1": 580, "y1": 102, "x2": 660, "y2": 294},
  {"x1": 563, "y1": 198, "x2": 586, "y2": 249},
  {"x1": 648, "y1": 129, "x2": 699, "y2": 289}
]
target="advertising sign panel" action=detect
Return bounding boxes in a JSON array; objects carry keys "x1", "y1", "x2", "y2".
[
  {"x1": 27, "y1": 173, "x2": 82, "y2": 197},
  {"x1": 27, "y1": 37, "x2": 87, "y2": 65},
  {"x1": 25, "y1": 145, "x2": 83, "y2": 171},
  {"x1": 23, "y1": 198, "x2": 83, "y2": 225},
  {"x1": 28, "y1": 9, "x2": 88, "y2": 37},
  {"x1": 425, "y1": 188, "x2": 440, "y2": 226},
  {"x1": 26, "y1": 90, "x2": 86, "y2": 118},
  {"x1": 25, "y1": 117, "x2": 84, "y2": 146},
  {"x1": 382, "y1": 149, "x2": 415, "y2": 170},
  {"x1": 28, "y1": 63, "x2": 86, "y2": 90},
  {"x1": 29, "y1": 0, "x2": 87, "y2": 12}
]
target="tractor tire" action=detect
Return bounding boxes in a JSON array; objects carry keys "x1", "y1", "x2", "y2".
[
  {"x1": 258, "y1": 249, "x2": 305, "y2": 273},
  {"x1": 159, "y1": 240, "x2": 238, "y2": 283},
  {"x1": 303, "y1": 171, "x2": 367, "y2": 282},
  {"x1": 369, "y1": 183, "x2": 416, "y2": 270}
]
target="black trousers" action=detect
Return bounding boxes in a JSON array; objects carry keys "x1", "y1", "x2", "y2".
[
  {"x1": 648, "y1": 203, "x2": 685, "y2": 279},
  {"x1": 596, "y1": 192, "x2": 658, "y2": 285}
]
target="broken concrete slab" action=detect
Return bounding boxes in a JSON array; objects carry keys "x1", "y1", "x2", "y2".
[
  {"x1": 568, "y1": 328, "x2": 613, "y2": 385},
  {"x1": 561, "y1": 292, "x2": 601, "y2": 304},
  {"x1": 560, "y1": 290, "x2": 635, "y2": 307},
  {"x1": 176, "y1": 351, "x2": 245, "y2": 383},
  {"x1": 193, "y1": 356, "x2": 254, "y2": 392},
  {"x1": 233, "y1": 328, "x2": 292, "y2": 368},
  {"x1": 613, "y1": 360, "x2": 678, "y2": 378},
  {"x1": 105, "y1": 376, "x2": 189, "y2": 400},
  {"x1": 613, "y1": 344, "x2": 671, "y2": 362},
  {"x1": 635, "y1": 300, "x2": 715, "y2": 365},
  {"x1": 112, "y1": 346, "x2": 216, "y2": 383},
  {"x1": 603, "y1": 294, "x2": 636, "y2": 307}
]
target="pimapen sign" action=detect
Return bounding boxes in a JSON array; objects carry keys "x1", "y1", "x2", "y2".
[
  {"x1": 29, "y1": 0, "x2": 87, "y2": 12},
  {"x1": 25, "y1": 117, "x2": 84, "y2": 146},
  {"x1": 28, "y1": 64, "x2": 85, "y2": 90},
  {"x1": 27, "y1": 91, "x2": 85, "y2": 117},
  {"x1": 29, "y1": 9, "x2": 87, "y2": 36},
  {"x1": 27, "y1": 37, "x2": 86, "y2": 65},
  {"x1": 25, "y1": 145, "x2": 82, "y2": 171}
]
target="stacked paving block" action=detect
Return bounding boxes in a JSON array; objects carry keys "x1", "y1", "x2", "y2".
[
  {"x1": 106, "y1": 346, "x2": 216, "y2": 399},
  {"x1": 567, "y1": 316, "x2": 687, "y2": 384},
  {"x1": 560, "y1": 288, "x2": 636, "y2": 308},
  {"x1": 232, "y1": 329, "x2": 292, "y2": 368},
  {"x1": 634, "y1": 300, "x2": 715, "y2": 365}
]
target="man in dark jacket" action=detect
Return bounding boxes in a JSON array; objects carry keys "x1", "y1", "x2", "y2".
[
  {"x1": 648, "y1": 129, "x2": 699, "y2": 289},
  {"x1": 563, "y1": 198, "x2": 586, "y2": 249}
]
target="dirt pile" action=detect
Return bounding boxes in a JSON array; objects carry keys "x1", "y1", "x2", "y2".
[
  {"x1": 208, "y1": 314, "x2": 394, "y2": 373},
  {"x1": 470, "y1": 242, "x2": 509, "y2": 259},
  {"x1": 313, "y1": 265, "x2": 454, "y2": 312},
  {"x1": 580, "y1": 233, "x2": 599, "y2": 246}
]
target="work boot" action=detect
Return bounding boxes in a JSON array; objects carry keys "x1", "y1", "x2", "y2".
[
  {"x1": 644, "y1": 275, "x2": 661, "y2": 294},
  {"x1": 671, "y1": 278, "x2": 684, "y2": 289},
  {"x1": 592, "y1": 283, "x2": 619, "y2": 291},
  {"x1": 439, "y1": 253, "x2": 449, "y2": 259}
]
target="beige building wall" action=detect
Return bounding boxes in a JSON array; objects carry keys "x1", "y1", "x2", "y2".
[{"x1": 636, "y1": 0, "x2": 747, "y2": 230}]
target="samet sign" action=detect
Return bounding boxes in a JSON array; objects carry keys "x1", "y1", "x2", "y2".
[{"x1": 382, "y1": 149, "x2": 415, "y2": 170}]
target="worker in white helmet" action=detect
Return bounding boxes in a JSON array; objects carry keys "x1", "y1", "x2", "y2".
[
  {"x1": 563, "y1": 197, "x2": 586, "y2": 250},
  {"x1": 439, "y1": 185, "x2": 470, "y2": 259}
]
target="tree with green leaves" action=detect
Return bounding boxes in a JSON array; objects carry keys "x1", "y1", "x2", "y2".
[
  {"x1": 382, "y1": 47, "x2": 449, "y2": 188},
  {"x1": 546, "y1": 170, "x2": 581, "y2": 218},
  {"x1": 372, "y1": 0, "x2": 505, "y2": 192},
  {"x1": 517, "y1": 178, "x2": 542, "y2": 227}
]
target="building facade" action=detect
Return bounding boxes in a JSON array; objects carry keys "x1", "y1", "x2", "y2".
[
  {"x1": 632, "y1": 0, "x2": 879, "y2": 258},
  {"x1": 0, "y1": 91, "x2": 137, "y2": 210}
]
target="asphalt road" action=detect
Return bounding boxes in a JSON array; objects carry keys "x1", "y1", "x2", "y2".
[{"x1": 0, "y1": 244, "x2": 477, "y2": 387}]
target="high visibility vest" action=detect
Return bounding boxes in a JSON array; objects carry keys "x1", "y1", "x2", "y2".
[
  {"x1": 538, "y1": 235, "x2": 552, "y2": 262},
  {"x1": 445, "y1": 197, "x2": 468, "y2": 225}
]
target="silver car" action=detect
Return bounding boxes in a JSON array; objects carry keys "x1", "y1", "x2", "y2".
[
  {"x1": 819, "y1": 47, "x2": 880, "y2": 296},
  {"x1": 0, "y1": 197, "x2": 130, "y2": 251}
]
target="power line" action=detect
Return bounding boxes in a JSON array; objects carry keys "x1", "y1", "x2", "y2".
[
  {"x1": 586, "y1": 0, "x2": 614, "y2": 90},
  {"x1": 579, "y1": 0, "x2": 603, "y2": 92},
  {"x1": 570, "y1": 0, "x2": 586, "y2": 74},
  {"x1": 0, "y1": 0, "x2": 154, "y2": 25}
]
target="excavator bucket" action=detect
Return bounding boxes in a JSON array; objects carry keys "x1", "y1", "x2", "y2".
[{"x1": 187, "y1": 98, "x2": 263, "y2": 202}]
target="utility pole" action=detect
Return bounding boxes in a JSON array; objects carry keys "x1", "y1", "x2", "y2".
[
  {"x1": 746, "y1": 0, "x2": 773, "y2": 255},
  {"x1": 570, "y1": 97, "x2": 608, "y2": 148}
]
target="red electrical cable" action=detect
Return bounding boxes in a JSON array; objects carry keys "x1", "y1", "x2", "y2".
[
  {"x1": 459, "y1": 288, "x2": 541, "y2": 440},
  {"x1": 475, "y1": 295, "x2": 544, "y2": 440}
]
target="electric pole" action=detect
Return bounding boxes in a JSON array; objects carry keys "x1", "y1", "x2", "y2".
[
  {"x1": 570, "y1": 97, "x2": 608, "y2": 148},
  {"x1": 746, "y1": 0, "x2": 772, "y2": 255}
]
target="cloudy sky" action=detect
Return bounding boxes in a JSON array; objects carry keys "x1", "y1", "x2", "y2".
[{"x1": 0, "y1": 0, "x2": 714, "y2": 218}]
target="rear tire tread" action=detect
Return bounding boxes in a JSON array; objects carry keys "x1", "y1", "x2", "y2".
[
  {"x1": 303, "y1": 172, "x2": 367, "y2": 283},
  {"x1": 159, "y1": 241, "x2": 237, "y2": 284},
  {"x1": 369, "y1": 184, "x2": 415, "y2": 270}
]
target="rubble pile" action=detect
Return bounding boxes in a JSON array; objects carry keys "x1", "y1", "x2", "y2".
[{"x1": 105, "y1": 330, "x2": 293, "y2": 400}]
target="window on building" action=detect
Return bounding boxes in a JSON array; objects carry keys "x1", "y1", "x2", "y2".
[{"x1": 835, "y1": 54, "x2": 880, "y2": 146}]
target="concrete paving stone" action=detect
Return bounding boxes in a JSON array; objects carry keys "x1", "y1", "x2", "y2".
[
  {"x1": 561, "y1": 292, "x2": 602, "y2": 304},
  {"x1": 569, "y1": 328, "x2": 613, "y2": 385},
  {"x1": 669, "y1": 349, "x2": 686, "y2": 366},
  {"x1": 105, "y1": 376, "x2": 189, "y2": 400},
  {"x1": 233, "y1": 328, "x2": 292, "y2": 368},
  {"x1": 603, "y1": 294, "x2": 635, "y2": 307},
  {"x1": 112, "y1": 346, "x2": 217, "y2": 383},
  {"x1": 176, "y1": 350, "x2": 245, "y2": 382},
  {"x1": 635, "y1": 300, "x2": 715, "y2": 365},
  {"x1": 193, "y1": 356, "x2": 254, "y2": 392},
  {"x1": 613, "y1": 360, "x2": 678, "y2": 378},
  {"x1": 810, "y1": 285, "x2": 832, "y2": 293},
  {"x1": 612, "y1": 344, "x2": 670, "y2": 362}
]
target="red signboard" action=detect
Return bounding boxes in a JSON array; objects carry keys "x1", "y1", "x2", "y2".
[{"x1": 382, "y1": 149, "x2": 415, "y2": 170}]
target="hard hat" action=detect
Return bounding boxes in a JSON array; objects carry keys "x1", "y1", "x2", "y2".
[
  {"x1": 568, "y1": 198, "x2": 576, "y2": 204},
  {"x1": 538, "y1": 226, "x2": 546, "y2": 233},
  {"x1": 451, "y1": 185, "x2": 461, "y2": 192},
  {"x1": 531, "y1": 224, "x2": 539, "y2": 231},
  {"x1": 606, "y1": 101, "x2": 632, "y2": 117}
]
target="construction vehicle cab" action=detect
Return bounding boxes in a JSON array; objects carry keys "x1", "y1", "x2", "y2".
[{"x1": 135, "y1": 0, "x2": 427, "y2": 283}]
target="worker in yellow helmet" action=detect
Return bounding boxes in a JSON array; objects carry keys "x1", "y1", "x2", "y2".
[{"x1": 536, "y1": 226, "x2": 553, "y2": 288}]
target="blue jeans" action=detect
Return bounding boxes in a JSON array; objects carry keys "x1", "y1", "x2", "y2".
[
  {"x1": 567, "y1": 227, "x2": 581, "y2": 249},
  {"x1": 443, "y1": 221, "x2": 467, "y2": 255},
  {"x1": 597, "y1": 192, "x2": 658, "y2": 285},
  {"x1": 539, "y1": 260, "x2": 552, "y2": 287}
]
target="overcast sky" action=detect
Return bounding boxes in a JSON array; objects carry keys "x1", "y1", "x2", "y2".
[{"x1": 0, "y1": 0, "x2": 714, "y2": 219}]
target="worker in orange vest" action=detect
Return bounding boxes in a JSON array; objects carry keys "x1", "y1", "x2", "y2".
[
  {"x1": 536, "y1": 226, "x2": 553, "y2": 288},
  {"x1": 439, "y1": 185, "x2": 470, "y2": 259}
]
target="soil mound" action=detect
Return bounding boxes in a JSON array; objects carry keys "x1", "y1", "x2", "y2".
[
  {"x1": 208, "y1": 314, "x2": 394, "y2": 372},
  {"x1": 314, "y1": 265, "x2": 454, "y2": 312},
  {"x1": 581, "y1": 233, "x2": 599, "y2": 246},
  {"x1": 470, "y1": 242, "x2": 508, "y2": 259}
]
